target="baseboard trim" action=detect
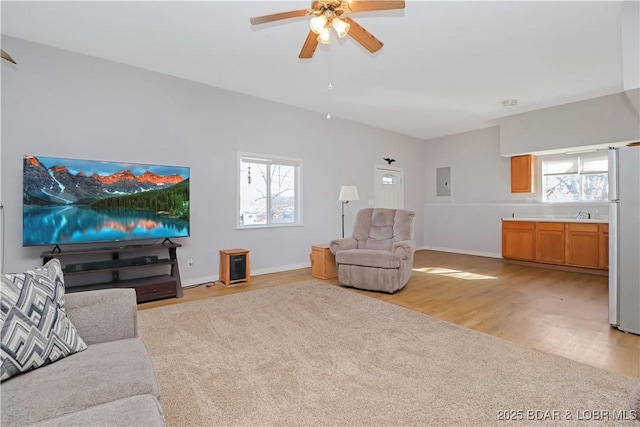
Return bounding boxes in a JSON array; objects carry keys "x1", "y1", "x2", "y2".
[
  {"x1": 502, "y1": 259, "x2": 608, "y2": 276},
  {"x1": 181, "y1": 250, "x2": 607, "y2": 287},
  {"x1": 251, "y1": 263, "x2": 310, "y2": 276},
  {"x1": 181, "y1": 262, "x2": 311, "y2": 288},
  {"x1": 417, "y1": 246, "x2": 502, "y2": 259}
]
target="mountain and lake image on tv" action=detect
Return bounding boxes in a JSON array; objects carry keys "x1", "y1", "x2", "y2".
[{"x1": 23, "y1": 155, "x2": 190, "y2": 246}]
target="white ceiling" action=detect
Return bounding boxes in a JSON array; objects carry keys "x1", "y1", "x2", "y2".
[{"x1": 0, "y1": 1, "x2": 627, "y2": 140}]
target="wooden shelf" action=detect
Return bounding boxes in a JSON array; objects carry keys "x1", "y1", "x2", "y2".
[
  {"x1": 62, "y1": 259, "x2": 175, "y2": 276},
  {"x1": 65, "y1": 275, "x2": 178, "y2": 303},
  {"x1": 41, "y1": 243, "x2": 183, "y2": 303},
  {"x1": 42, "y1": 243, "x2": 181, "y2": 258}
]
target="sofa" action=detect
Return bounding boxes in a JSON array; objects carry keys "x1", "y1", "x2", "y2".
[
  {"x1": 330, "y1": 208, "x2": 416, "y2": 293},
  {"x1": 1, "y1": 286, "x2": 165, "y2": 426}
]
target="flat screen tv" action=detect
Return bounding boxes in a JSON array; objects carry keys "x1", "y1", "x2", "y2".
[{"x1": 23, "y1": 155, "x2": 190, "y2": 247}]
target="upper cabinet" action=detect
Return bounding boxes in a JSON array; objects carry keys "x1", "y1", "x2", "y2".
[{"x1": 511, "y1": 154, "x2": 536, "y2": 193}]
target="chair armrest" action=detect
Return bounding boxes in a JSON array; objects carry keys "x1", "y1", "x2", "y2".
[
  {"x1": 392, "y1": 240, "x2": 416, "y2": 260},
  {"x1": 330, "y1": 238, "x2": 358, "y2": 254},
  {"x1": 65, "y1": 288, "x2": 138, "y2": 345}
]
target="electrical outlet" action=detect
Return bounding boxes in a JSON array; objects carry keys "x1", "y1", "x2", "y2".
[{"x1": 188, "y1": 257, "x2": 194, "y2": 267}]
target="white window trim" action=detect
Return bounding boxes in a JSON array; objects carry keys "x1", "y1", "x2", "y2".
[
  {"x1": 541, "y1": 151, "x2": 608, "y2": 203},
  {"x1": 237, "y1": 151, "x2": 303, "y2": 229}
]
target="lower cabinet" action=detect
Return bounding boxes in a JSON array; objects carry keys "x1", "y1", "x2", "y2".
[
  {"x1": 502, "y1": 220, "x2": 607, "y2": 270},
  {"x1": 599, "y1": 224, "x2": 609, "y2": 269},
  {"x1": 502, "y1": 221, "x2": 535, "y2": 261},
  {"x1": 535, "y1": 222, "x2": 565, "y2": 264},
  {"x1": 566, "y1": 223, "x2": 600, "y2": 268}
]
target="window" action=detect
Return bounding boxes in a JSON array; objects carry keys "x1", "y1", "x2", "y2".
[
  {"x1": 542, "y1": 151, "x2": 608, "y2": 202},
  {"x1": 382, "y1": 174, "x2": 396, "y2": 185},
  {"x1": 238, "y1": 153, "x2": 302, "y2": 227}
]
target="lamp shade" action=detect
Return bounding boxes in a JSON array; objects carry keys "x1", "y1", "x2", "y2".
[
  {"x1": 338, "y1": 185, "x2": 360, "y2": 202},
  {"x1": 317, "y1": 25, "x2": 331, "y2": 45},
  {"x1": 331, "y1": 17, "x2": 350, "y2": 38},
  {"x1": 309, "y1": 15, "x2": 328, "y2": 34}
]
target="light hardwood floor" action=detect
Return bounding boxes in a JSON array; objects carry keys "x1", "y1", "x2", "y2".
[{"x1": 139, "y1": 250, "x2": 640, "y2": 377}]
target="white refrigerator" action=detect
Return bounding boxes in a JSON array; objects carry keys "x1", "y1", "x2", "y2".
[{"x1": 608, "y1": 146, "x2": 640, "y2": 335}]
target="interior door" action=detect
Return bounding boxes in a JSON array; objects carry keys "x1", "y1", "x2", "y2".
[{"x1": 374, "y1": 165, "x2": 404, "y2": 209}]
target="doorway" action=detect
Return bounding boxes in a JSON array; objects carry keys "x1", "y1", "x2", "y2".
[{"x1": 374, "y1": 165, "x2": 404, "y2": 209}]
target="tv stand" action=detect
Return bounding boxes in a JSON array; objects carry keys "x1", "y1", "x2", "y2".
[{"x1": 41, "y1": 243, "x2": 183, "y2": 304}]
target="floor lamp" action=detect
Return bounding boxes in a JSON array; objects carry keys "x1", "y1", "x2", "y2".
[{"x1": 338, "y1": 185, "x2": 360, "y2": 238}]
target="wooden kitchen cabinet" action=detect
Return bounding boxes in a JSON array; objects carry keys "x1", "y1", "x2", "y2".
[
  {"x1": 502, "y1": 220, "x2": 608, "y2": 271},
  {"x1": 599, "y1": 224, "x2": 609, "y2": 269},
  {"x1": 535, "y1": 222, "x2": 565, "y2": 264},
  {"x1": 511, "y1": 155, "x2": 536, "y2": 193},
  {"x1": 566, "y1": 223, "x2": 600, "y2": 268},
  {"x1": 502, "y1": 221, "x2": 536, "y2": 261}
]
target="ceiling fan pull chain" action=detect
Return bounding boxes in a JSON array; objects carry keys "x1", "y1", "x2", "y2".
[{"x1": 327, "y1": 81, "x2": 333, "y2": 119}]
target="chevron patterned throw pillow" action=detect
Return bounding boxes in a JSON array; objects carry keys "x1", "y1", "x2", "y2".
[{"x1": 0, "y1": 258, "x2": 87, "y2": 382}]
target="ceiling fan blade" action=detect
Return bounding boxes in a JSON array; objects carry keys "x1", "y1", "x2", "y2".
[
  {"x1": 1, "y1": 49, "x2": 17, "y2": 65},
  {"x1": 342, "y1": 17, "x2": 384, "y2": 54},
  {"x1": 250, "y1": 9, "x2": 309, "y2": 25},
  {"x1": 299, "y1": 31, "x2": 319, "y2": 59},
  {"x1": 343, "y1": 0, "x2": 405, "y2": 13}
]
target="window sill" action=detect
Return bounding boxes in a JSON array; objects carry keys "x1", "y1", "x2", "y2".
[{"x1": 237, "y1": 223, "x2": 304, "y2": 230}]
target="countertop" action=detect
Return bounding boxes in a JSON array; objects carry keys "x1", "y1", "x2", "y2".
[{"x1": 502, "y1": 218, "x2": 608, "y2": 224}]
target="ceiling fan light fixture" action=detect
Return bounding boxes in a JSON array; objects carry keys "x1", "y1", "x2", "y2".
[
  {"x1": 332, "y1": 17, "x2": 350, "y2": 38},
  {"x1": 250, "y1": 0, "x2": 406, "y2": 59},
  {"x1": 502, "y1": 99, "x2": 518, "y2": 111},
  {"x1": 310, "y1": 14, "x2": 328, "y2": 34},
  {"x1": 317, "y1": 25, "x2": 332, "y2": 44}
]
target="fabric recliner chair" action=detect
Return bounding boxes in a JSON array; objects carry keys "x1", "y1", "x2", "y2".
[{"x1": 330, "y1": 208, "x2": 416, "y2": 293}]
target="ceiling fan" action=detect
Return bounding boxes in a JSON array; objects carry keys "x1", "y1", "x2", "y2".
[{"x1": 250, "y1": 0, "x2": 405, "y2": 59}]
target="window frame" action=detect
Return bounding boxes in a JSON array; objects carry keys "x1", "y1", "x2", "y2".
[
  {"x1": 237, "y1": 152, "x2": 303, "y2": 229},
  {"x1": 541, "y1": 151, "x2": 609, "y2": 203}
]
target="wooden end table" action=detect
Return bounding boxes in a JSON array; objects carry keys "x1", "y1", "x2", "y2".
[{"x1": 310, "y1": 244, "x2": 337, "y2": 279}]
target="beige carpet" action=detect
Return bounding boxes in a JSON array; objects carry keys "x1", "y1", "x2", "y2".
[{"x1": 138, "y1": 280, "x2": 637, "y2": 426}]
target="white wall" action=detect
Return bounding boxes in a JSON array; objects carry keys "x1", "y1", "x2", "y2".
[
  {"x1": 0, "y1": 36, "x2": 425, "y2": 283},
  {"x1": 422, "y1": 126, "x2": 515, "y2": 257},
  {"x1": 3, "y1": 36, "x2": 632, "y2": 278},
  {"x1": 422, "y1": 126, "x2": 609, "y2": 258},
  {"x1": 622, "y1": 0, "x2": 640, "y2": 92},
  {"x1": 499, "y1": 92, "x2": 640, "y2": 157},
  {"x1": 621, "y1": 1, "x2": 640, "y2": 114},
  {"x1": 423, "y1": 127, "x2": 511, "y2": 204}
]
